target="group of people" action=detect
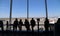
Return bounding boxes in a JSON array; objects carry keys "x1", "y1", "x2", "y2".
[
  {"x1": 1, "y1": 18, "x2": 60, "y2": 31},
  {"x1": 0, "y1": 18, "x2": 50, "y2": 31},
  {"x1": 13, "y1": 18, "x2": 51, "y2": 31},
  {"x1": 13, "y1": 18, "x2": 36, "y2": 31}
]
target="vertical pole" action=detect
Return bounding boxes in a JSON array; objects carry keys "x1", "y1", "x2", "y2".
[
  {"x1": 37, "y1": 18, "x2": 40, "y2": 36},
  {"x1": 44, "y1": 0, "x2": 49, "y2": 36},
  {"x1": 38, "y1": 22, "x2": 39, "y2": 36},
  {"x1": 27, "y1": 0, "x2": 29, "y2": 19},
  {"x1": 45, "y1": 0, "x2": 48, "y2": 18},
  {"x1": 9, "y1": 0, "x2": 12, "y2": 30}
]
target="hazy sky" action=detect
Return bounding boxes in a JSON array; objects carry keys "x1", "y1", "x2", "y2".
[{"x1": 0, "y1": 0, "x2": 60, "y2": 18}]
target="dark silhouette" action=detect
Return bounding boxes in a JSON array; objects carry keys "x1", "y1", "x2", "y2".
[
  {"x1": 6, "y1": 21, "x2": 9, "y2": 30},
  {"x1": 13, "y1": 18, "x2": 18, "y2": 31},
  {"x1": 30, "y1": 18, "x2": 36, "y2": 31},
  {"x1": 24, "y1": 19, "x2": 30, "y2": 30},
  {"x1": 55, "y1": 18, "x2": 60, "y2": 36},
  {"x1": 44, "y1": 18, "x2": 49, "y2": 31},
  {"x1": 37, "y1": 18, "x2": 40, "y2": 36},
  {"x1": 18, "y1": 19, "x2": 23, "y2": 30},
  {"x1": 44, "y1": 18, "x2": 49, "y2": 36},
  {"x1": 0, "y1": 20, "x2": 3, "y2": 31}
]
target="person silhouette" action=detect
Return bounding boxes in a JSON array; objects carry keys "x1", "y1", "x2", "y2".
[
  {"x1": 0, "y1": 20, "x2": 3, "y2": 31},
  {"x1": 13, "y1": 18, "x2": 18, "y2": 31},
  {"x1": 6, "y1": 21, "x2": 9, "y2": 30},
  {"x1": 18, "y1": 19, "x2": 23, "y2": 30},
  {"x1": 24, "y1": 19, "x2": 30, "y2": 31},
  {"x1": 55, "y1": 18, "x2": 60, "y2": 36},
  {"x1": 55, "y1": 18, "x2": 60, "y2": 24},
  {"x1": 44, "y1": 18, "x2": 49, "y2": 31},
  {"x1": 30, "y1": 18, "x2": 36, "y2": 31},
  {"x1": 44, "y1": 18, "x2": 49, "y2": 36}
]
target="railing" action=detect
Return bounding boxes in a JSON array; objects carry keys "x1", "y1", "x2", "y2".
[
  {"x1": 0, "y1": 23, "x2": 54, "y2": 31},
  {"x1": 0, "y1": 23, "x2": 54, "y2": 36}
]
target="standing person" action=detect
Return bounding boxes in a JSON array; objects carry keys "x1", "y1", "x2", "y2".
[
  {"x1": 44, "y1": 18, "x2": 49, "y2": 36},
  {"x1": 44, "y1": 18, "x2": 49, "y2": 31},
  {"x1": 55, "y1": 18, "x2": 60, "y2": 36},
  {"x1": 6, "y1": 21, "x2": 9, "y2": 30},
  {"x1": 30, "y1": 18, "x2": 36, "y2": 31},
  {"x1": 0, "y1": 20, "x2": 3, "y2": 31},
  {"x1": 18, "y1": 19, "x2": 23, "y2": 30},
  {"x1": 24, "y1": 19, "x2": 30, "y2": 31},
  {"x1": 13, "y1": 18, "x2": 18, "y2": 31}
]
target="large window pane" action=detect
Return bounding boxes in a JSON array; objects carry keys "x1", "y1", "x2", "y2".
[
  {"x1": 12, "y1": 0, "x2": 27, "y2": 18},
  {"x1": 0, "y1": 0, "x2": 10, "y2": 30},
  {"x1": 29, "y1": 0, "x2": 46, "y2": 18},
  {"x1": 47, "y1": 0, "x2": 60, "y2": 17},
  {"x1": 0, "y1": 0, "x2": 10, "y2": 18}
]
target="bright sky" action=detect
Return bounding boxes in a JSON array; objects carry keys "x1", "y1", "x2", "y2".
[{"x1": 0, "y1": 0, "x2": 60, "y2": 18}]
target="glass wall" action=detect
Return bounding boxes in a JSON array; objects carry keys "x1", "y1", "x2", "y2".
[
  {"x1": 0, "y1": 0, "x2": 60, "y2": 31},
  {"x1": 47, "y1": 0, "x2": 60, "y2": 18},
  {"x1": 0, "y1": 0, "x2": 10, "y2": 18},
  {"x1": 29, "y1": 0, "x2": 46, "y2": 18},
  {"x1": 0, "y1": 0, "x2": 10, "y2": 30},
  {"x1": 12, "y1": 0, "x2": 27, "y2": 18}
]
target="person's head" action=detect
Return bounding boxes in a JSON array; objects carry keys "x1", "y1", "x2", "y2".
[
  {"x1": 0, "y1": 20, "x2": 2, "y2": 23},
  {"x1": 15, "y1": 18, "x2": 18, "y2": 21},
  {"x1": 7, "y1": 21, "x2": 8, "y2": 23},
  {"x1": 44, "y1": 18, "x2": 49, "y2": 23},
  {"x1": 37, "y1": 18, "x2": 40, "y2": 22},
  {"x1": 57, "y1": 18, "x2": 60, "y2": 23},
  {"x1": 6, "y1": 21, "x2": 8, "y2": 24},
  {"x1": 20, "y1": 19, "x2": 22, "y2": 21},
  {"x1": 25, "y1": 19, "x2": 27, "y2": 21},
  {"x1": 45, "y1": 18, "x2": 49, "y2": 21},
  {"x1": 32, "y1": 18, "x2": 34, "y2": 20}
]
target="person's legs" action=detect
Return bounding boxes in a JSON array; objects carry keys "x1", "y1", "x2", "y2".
[
  {"x1": 16, "y1": 26, "x2": 17, "y2": 31},
  {"x1": 45, "y1": 26, "x2": 49, "y2": 31},
  {"x1": 45, "y1": 27, "x2": 49, "y2": 36},
  {"x1": 28, "y1": 27, "x2": 30, "y2": 30},
  {"x1": 27, "y1": 26, "x2": 30, "y2": 30},
  {"x1": 1, "y1": 26, "x2": 3, "y2": 31},
  {"x1": 13, "y1": 26, "x2": 16, "y2": 31},
  {"x1": 31, "y1": 26, "x2": 34, "y2": 33},
  {"x1": 19, "y1": 26, "x2": 22, "y2": 31}
]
